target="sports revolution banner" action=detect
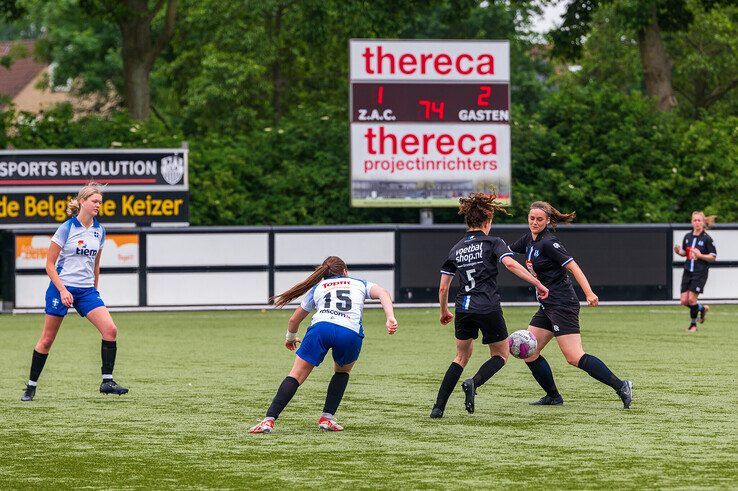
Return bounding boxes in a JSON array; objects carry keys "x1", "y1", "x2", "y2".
[{"x1": 0, "y1": 148, "x2": 189, "y2": 225}]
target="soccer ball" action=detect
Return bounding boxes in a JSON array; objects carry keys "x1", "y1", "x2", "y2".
[{"x1": 508, "y1": 330, "x2": 537, "y2": 359}]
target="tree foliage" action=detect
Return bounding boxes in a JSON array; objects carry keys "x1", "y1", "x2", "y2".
[{"x1": 0, "y1": 0, "x2": 736, "y2": 225}]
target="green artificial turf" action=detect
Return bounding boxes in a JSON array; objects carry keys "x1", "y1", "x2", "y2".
[{"x1": 0, "y1": 306, "x2": 736, "y2": 489}]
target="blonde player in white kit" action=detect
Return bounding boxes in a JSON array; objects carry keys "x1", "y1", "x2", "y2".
[
  {"x1": 20, "y1": 183, "x2": 128, "y2": 402},
  {"x1": 250, "y1": 256, "x2": 398, "y2": 433}
]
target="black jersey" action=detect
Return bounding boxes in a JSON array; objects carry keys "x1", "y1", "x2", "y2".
[
  {"x1": 440, "y1": 230, "x2": 514, "y2": 314},
  {"x1": 681, "y1": 231, "x2": 717, "y2": 274},
  {"x1": 509, "y1": 228, "x2": 578, "y2": 306}
]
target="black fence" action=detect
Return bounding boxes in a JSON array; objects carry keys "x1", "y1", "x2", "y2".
[{"x1": 2, "y1": 223, "x2": 736, "y2": 308}]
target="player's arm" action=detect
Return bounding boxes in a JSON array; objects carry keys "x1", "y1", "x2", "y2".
[
  {"x1": 284, "y1": 306, "x2": 310, "y2": 351},
  {"x1": 692, "y1": 241, "x2": 717, "y2": 262},
  {"x1": 500, "y1": 256, "x2": 549, "y2": 299},
  {"x1": 94, "y1": 246, "x2": 103, "y2": 289},
  {"x1": 564, "y1": 261, "x2": 598, "y2": 306},
  {"x1": 438, "y1": 273, "x2": 454, "y2": 325},
  {"x1": 369, "y1": 285, "x2": 398, "y2": 335},
  {"x1": 46, "y1": 242, "x2": 73, "y2": 307},
  {"x1": 673, "y1": 244, "x2": 686, "y2": 256}
]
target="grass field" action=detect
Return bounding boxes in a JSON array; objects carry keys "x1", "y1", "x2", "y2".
[{"x1": 1, "y1": 306, "x2": 736, "y2": 489}]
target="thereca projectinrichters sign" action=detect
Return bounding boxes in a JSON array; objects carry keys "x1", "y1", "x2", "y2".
[{"x1": 0, "y1": 148, "x2": 189, "y2": 225}]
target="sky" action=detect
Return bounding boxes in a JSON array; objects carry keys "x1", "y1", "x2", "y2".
[{"x1": 530, "y1": 1, "x2": 569, "y2": 34}]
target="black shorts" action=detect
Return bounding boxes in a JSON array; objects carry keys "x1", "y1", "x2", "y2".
[
  {"x1": 680, "y1": 271, "x2": 708, "y2": 294},
  {"x1": 529, "y1": 304, "x2": 580, "y2": 336},
  {"x1": 455, "y1": 310, "x2": 508, "y2": 344}
]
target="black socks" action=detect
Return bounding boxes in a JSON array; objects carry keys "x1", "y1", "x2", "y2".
[
  {"x1": 434, "y1": 362, "x2": 463, "y2": 410},
  {"x1": 29, "y1": 350, "x2": 48, "y2": 385},
  {"x1": 578, "y1": 353, "x2": 623, "y2": 391},
  {"x1": 266, "y1": 376, "x2": 300, "y2": 420},
  {"x1": 101, "y1": 340, "x2": 117, "y2": 380},
  {"x1": 323, "y1": 372, "x2": 350, "y2": 416},
  {"x1": 526, "y1": 355, "x2": 560, "y2": 398},
  {"x1": 688, "y1": 304, "x2": 698, "y2": 325},
  {"x1": 472, "y1": 356, "x2": 505, "y2": 388}
]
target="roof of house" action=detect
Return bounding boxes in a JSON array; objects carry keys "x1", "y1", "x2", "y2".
[{"x1": 0, "y1": 40, "x2": 47, "y2": 100}]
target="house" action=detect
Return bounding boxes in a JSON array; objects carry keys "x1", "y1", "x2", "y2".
[{"x1": 0, "y1": 39, "x2": 77, "y2": 113}]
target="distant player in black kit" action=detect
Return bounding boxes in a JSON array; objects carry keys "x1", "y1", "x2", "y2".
[
  {"x1": 674, "y1": 211, "x2": 717, "y2": 332},
  {"x1": 510, "y1": 201, "x2": 633, "y2": 409},
  {"x1": 430, "y1": 193, "x2": 549, "y2": 418}
]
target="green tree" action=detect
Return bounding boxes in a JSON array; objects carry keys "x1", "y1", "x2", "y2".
[{"x1": 27, "y1": 0, "x2": 177, "y2": 120}]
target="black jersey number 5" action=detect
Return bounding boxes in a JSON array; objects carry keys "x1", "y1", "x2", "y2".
[
  {"x1": 323, "y1": 290, "x2": 353, "y2": 311},
  {"x1": 464, "y1": 269, "x2": 476, "y2": 292}
]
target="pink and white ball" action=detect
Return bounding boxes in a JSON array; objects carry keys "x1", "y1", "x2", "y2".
[{"x1": 508, "y1": 330, "x2": 537, "y2": 359}]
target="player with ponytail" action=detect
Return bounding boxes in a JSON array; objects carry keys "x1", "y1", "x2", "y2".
[
  {"x1": 674, "y1": 211, "x2": 717, "y2": 331},
  {"x1": 21, "y1": 183, "x2": 128, "y2": 401},
  {"x1": 509, "y1": 201, "x2": 633, "y2": 409},
  {"x1": 249, "y1": 256, "x2": 398, "y2": 433},
  {"x1": 430, "y1": 192, "x2": 549, "y2": 418}
]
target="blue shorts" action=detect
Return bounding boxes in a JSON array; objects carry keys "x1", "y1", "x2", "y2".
[
  {"x1": 296, "y1": 322, "x2": 363, "y2": 367},
  {"x1": 45, "y1": 283, "x2": 106, "y2": 317}
]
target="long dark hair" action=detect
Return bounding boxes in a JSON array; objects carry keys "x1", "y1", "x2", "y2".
[
  {"x1": 458, "y1": 192, "x2": 508, "y2": 228},
  {"x1": 272, "y1": 256, "x2": 347, "y2": 308},
  {"x1": 530, "y1": 201, "x2": 576, "y2": 229}
]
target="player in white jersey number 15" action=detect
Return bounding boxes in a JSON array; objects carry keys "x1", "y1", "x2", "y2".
[
  {"x1": 20, "y1": 183, "x2": 128, "y2": 402},
  {"x1": 249, "y1": 256, "x2": 398, "y2": 434}
]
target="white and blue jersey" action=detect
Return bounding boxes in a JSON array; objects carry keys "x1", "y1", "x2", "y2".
[
  {"x1": 296, "y1": 276, "x2": 376, "y2": 367},
  {"x1": 45, "y1": 216, "x2": 106, "y2": 317},
  {"x1": 300, "y1": 276, "x2": 375, "y2": 336},
  {"x1": 51, "y1": 217, "x2": 106, "y2": 288}
]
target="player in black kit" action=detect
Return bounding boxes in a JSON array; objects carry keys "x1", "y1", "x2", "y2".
[
  {"x1": 674, "y1": 211, "x2": 717, "y2": 332},
  {"x1": 430, "y1": 193, "x2": 549, "y2": 418},
  {"x1": 509, "y1": 201, "x2": 633, "y2": 409}
]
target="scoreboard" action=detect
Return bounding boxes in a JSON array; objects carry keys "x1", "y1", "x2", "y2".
[{"x1": 349, "y1": 40, "x2": 511, "y2": 207}]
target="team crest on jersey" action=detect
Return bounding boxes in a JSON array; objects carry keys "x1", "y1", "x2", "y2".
[
  {"x1": 161, "y1": 155, "x2": 185, "y2": 185},
  {"x1": 698, "y1": 241, "x2": 704, "y2": 246},
  {"x1": 534, "y1": 250, "x2": 540, "y2": 257},
  {"x1": 93, "y1": 231, "x2": 100, "y2": 238}
]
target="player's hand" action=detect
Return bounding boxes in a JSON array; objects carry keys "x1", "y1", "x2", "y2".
[
  {"x1": 284, "y1": 338, "x2": 301, "y2": 351},
  {"x1": 386, "y1": 317, "x2": 398, "y2": 335},
  {"x1": 690, "y1": 250, "x2": 702, "y2": 260},
  {"x1": 673, "y1": 244, "x2": 682, "y2": 255},
  {"x1": 536, "y1": 284, "x2": 549, "y2": 300},
  {"x1": 60, "y1": 288, "x2": 74, "y2": 307},
  {"x1": 586, "y1": 292, "x2": 599, "y2": 307},
  {"x1": 440, "y1": 309, "x2": 454, "y2": 325}
]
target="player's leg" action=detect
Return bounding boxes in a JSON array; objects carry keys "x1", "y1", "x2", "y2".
[
  {"x1": 318, "y1": 361, "x2": 355, "y2": 432},
  {"x1": 85, "y1": 305, "x2": 128, "y2": 395},
  {"x1": 523, "y1": 309, "x2": 563, "y2": 405},
  {"x1": 558, "y1": 333, "x2": 632, "y2": 409},
  {"x1": 524, "y1": 325, "x2": 562, "y2": 405},
  {"x1": 21, "y1": 314, "x2": 64, "y2": 401},
  {"x1": 696, "y1": 291, "x2": 709, "y2": 324},
  {"x1": 251, "y1": 356, "x2": 316, "y2": 434},
  {"x1": 319, "y1": 326, "x2": 363, "y2": 431},
  {"x1": 686, "y1": 290, "x2": 700, "y2": 331},
  {"x1": 461, "y1": 311, "x2": 509, "y2": 414},
  {"x1": 679, "y1": 274, "x2": 696, "y2": 330},
  {"x1": 431, "y1": 337, "x2": 473, "y2": 418},
  {"x1": 251, "y1": 323, "x2": 329, "y2": 433}
]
